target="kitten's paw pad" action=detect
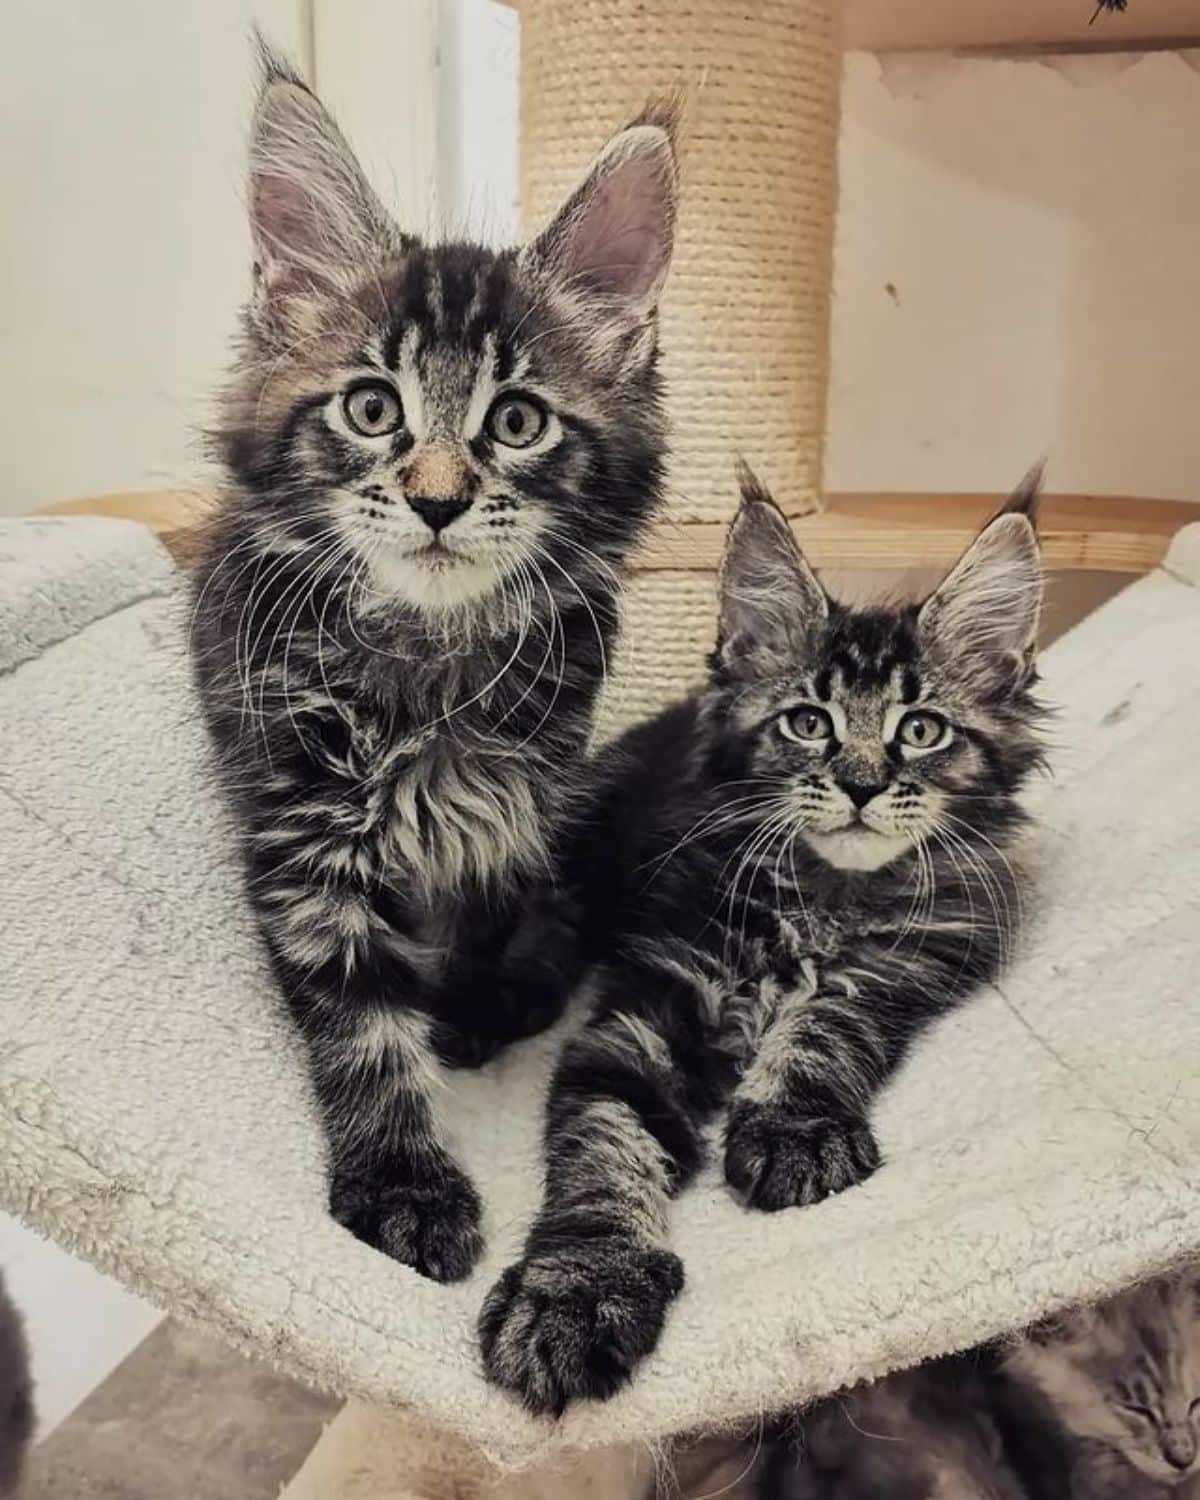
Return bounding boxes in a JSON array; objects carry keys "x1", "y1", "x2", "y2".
[
  {"x1": 478, "y1": 1240, "x2": 684, "y2": 1415},
  {"x1": 724, "y1": 1103, "x2": 881, "y2": 1211},
  {"x1": 331, "y1": 1162, "x2": 484, "y2": 1281}
]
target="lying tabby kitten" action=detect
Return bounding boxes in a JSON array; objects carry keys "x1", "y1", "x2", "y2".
[
  {"x1": 1001, "y1": 1272, "x2": 1200, "y2": 1495},
  {"x1": 482, "y1": 466, "x2": 1046, "y2": 1411},
  {"x1": 191, "y1": 44, "x2": 676, "y2": 1279}
]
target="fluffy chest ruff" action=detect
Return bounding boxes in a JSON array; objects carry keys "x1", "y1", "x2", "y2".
[{"x1": 381, "y1": 733, "x2": 551, "y2": 899}]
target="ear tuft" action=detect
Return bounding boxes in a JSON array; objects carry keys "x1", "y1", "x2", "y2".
[
  {"x1": 715, "y1": 466, "x2": 827, "y2": 681},
  {"x1": 919, "y1": 492, "x2": 1043, "y2": 694},
  {"x1": 523, "y1": 115, "x2": 677, "y2": 315},
  {"x1": 247, "y1": 37, "x2": 396, "y2": 314},
  {"x1": 998, "y1": 459, "x2": 1045, "y2": 525}
]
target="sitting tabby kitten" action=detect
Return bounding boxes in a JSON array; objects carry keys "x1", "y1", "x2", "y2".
[
  {"x1": 191, "y1": 44, "x2": 676, "y2": 1279},
  {"x1": 481, "y1": 466, "x2": 1046, "y2": 1411},
  {"x1": 1001, "y1": 1273, "x2": 1200, "y2": 1495}
]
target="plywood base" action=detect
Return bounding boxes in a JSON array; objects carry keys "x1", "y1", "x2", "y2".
[
  {"x1": 40, "y1": 489, "x2": 1200, "y2": 576},
  {"x1": 638, "y1": 492, "x2": 1200, "y2": 574}
]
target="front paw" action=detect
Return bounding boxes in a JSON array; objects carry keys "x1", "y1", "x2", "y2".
[
  {"x1": 331, "y1": 1157, "x2": 484, "y2": 1281},
  {"x1": 479, "y1": 1238, "x2": 684, "y2": 1415},
  {"x1": 724, "y1": 1101, "x2": 881, "y2": 1211}
]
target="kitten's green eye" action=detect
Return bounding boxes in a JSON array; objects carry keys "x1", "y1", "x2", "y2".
[
  {"x1": 486, "y1": 395, "x2": 547, "y2": 449},
  {"x1": 343, "y1": 382, "x2": 403, "y2": 437},
  {"x1": 779, "y1": 706, "x2": 834, "y2": 744},
  {"x1": 897, "y1": 710, "x2": 950, "y2": 751}
]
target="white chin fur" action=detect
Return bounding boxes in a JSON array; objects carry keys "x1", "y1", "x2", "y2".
[
  {"x1": 368, "y1": 546, "x2": 502, "y2": 612},
  {"x1": 803, "y1": 827, "x2": 913, "y2": 872}
]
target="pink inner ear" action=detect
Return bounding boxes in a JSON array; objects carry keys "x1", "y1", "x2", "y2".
[
  {"x1": 252, "y1": 172, "x2": 311, "y2": 288},
  {"x1": 561, "y1": 147, "x2": 673, "y2": 305}
]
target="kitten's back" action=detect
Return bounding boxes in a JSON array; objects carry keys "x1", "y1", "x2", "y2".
[{"x1": 770, "y1": 1357, "x2": 1029, "y2": 1500}]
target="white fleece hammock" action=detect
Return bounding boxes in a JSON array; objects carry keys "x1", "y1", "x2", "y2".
[{"x1": 1, "y1": 513, "x2": 1198, "y2": 1473}]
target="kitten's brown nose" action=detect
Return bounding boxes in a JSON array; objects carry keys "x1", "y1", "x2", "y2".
[{"x1": 404, "y1": 448, "x2": 473, "y2": 534}]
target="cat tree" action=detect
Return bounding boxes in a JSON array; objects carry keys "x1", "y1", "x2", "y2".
[{"x1": 8, "y1": 2, "x2": 1200, "y2": 1498}]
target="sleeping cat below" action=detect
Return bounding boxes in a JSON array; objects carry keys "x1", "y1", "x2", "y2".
[
  {"x1": 481, "y1": 463, "x2": 1048, "y2": 1414},
  {"x1": 657, "y1": 1269, "x2": 1200, "y2": 1498}
]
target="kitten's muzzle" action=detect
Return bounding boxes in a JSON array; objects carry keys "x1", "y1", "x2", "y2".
[
  {"x1": 1162, "y1": 1427, "x2": 1197, "y2": 1472},
  {"x1": 403, "y1": 446, "x2": 475, "y2": 534},
  {"x1": 407, "y1": 494, "x2": 473, "y2": 534}
]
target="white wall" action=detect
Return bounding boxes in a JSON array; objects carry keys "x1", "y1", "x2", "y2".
[
  {"x1": 438, "y1": 0, "x2": 520, "y2": 245},
  {"x1": 0, "y1": 0, "x2": 305, "y2": 515},
  {"x1": 827, "y1": 49, "x2": 1200, "y2": 501},
  {"x1": 437, "y1": 29, "x2": 1200, "y2": 505},
  {"x1": 0, "y1": 1219, "x2": 162, "y2": 1437}
]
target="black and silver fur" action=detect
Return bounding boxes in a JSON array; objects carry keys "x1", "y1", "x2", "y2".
[
  {"x1": 651, "y1": 1271, "x2": 1200, "y2": 1499},
  {"x1": 0, "y1": 1271, "x2": 33, "y2": 1498},
  {"x1": 190, "y1": 44, "x2": 676, "y2": 1279},
  {"x1": 481, "y1": 466, "x2": 1046, "y2": 1410}
]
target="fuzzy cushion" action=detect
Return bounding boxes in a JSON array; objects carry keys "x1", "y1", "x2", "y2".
[{"x1": 1, "y1": 515, "x2": 1198, "y2": 1472}]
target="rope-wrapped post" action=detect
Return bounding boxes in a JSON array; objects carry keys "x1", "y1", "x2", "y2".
[{"x1": 519, "y1": 0, "x2": 844, "y2": 726}]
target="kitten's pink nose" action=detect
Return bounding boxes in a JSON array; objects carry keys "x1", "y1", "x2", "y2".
[{"x1": 1163, "y1": 1428, "x2": 1197, "y2": 1471}]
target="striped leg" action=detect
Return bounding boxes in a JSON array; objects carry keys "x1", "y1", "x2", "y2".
[
  {"x1": 247, "y1": 755, "x2": 483, "y2": 1280},
  {"x1": 479, "y1": 964, "x2": 721, "y2": 1414},
  {"x1": 723, "y1": 958, "x2": 932, "y2": 1212}
]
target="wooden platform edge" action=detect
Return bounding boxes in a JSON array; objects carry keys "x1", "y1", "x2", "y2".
[{"x1": 37, "y1": 489, "x2": 1200, "y2": 576}]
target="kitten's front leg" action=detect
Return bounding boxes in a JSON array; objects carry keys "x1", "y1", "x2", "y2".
[
  {"x1": 248, "y1": 775, "x2": 483, "y2": 1279},
  {"x1": 723, "y1": 945, "x2": 974, "y2": 1211},
  {"x1": 723, "y1": 974, "x2": 886, "y2": 1212},
  {"x1": 307, "y1": 999, "x2": 484, "y2": 1281},
  {"x1": 480, "y1": 964, "x2": 717, "y2": 1413}
]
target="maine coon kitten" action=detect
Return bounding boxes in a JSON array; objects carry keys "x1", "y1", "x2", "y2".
[
  {"x1": 0, "y1": 1271, "x2": 33, "y2": 1497},
  {"x1": 1000, "y1": 1273, "x2": 1200, "y2": 1496},
  {"x1": 190, "y1": 45, "x2": 676, "y2": 1280},
  {"x1": 481, "y1": 466, "x2": 1046, "y2": 1410}
]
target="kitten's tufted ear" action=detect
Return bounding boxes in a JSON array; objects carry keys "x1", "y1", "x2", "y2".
[
  {"x1": 522, "y1": 108, "x2": 677, "y2": 318},
  {"x1": 919, "y1": 471, "x2": 1044, "y2": 695},
  {"x1": 247, "y1": 37, "x2": 397, "y2": 318},
  {"x1": 715, "y1": 464, "x2": 828, "y2": 681}
]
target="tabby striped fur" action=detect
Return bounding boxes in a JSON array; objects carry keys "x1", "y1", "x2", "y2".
[
  {"x1": 481, "y1": 466, "x2": 1046, "y2": 1408},
  {"x1": 191, "y1": 44, "x2": 675, "y2": 1279}
]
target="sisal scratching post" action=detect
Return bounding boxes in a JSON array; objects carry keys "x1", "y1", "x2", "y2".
[{"x1": 519, "y1": 0, "x2": 844, "y2": 726}]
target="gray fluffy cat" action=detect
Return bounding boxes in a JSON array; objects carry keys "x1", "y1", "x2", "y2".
[
  {"x1": 766, "y1": 1358, "x2": 1029, "y2": 1500},
  {"x1": 1002, "y1": 1272, "x2": 1200, "y2": 1497},
  {"x1": 0, "y1": 1271, "x2": 33, "y2": 1498},
  {"x1": 653, "y1": 1272, "x2": 1200, "y2": 1500}
]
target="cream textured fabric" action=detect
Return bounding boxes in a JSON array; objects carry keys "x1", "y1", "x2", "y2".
[
  {"x1": 1, "y1": 516, "x2": 1199, "y2": 1476},
  {"x1": 519, "y1": 0, "x2": 842, "y2": 527}
]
